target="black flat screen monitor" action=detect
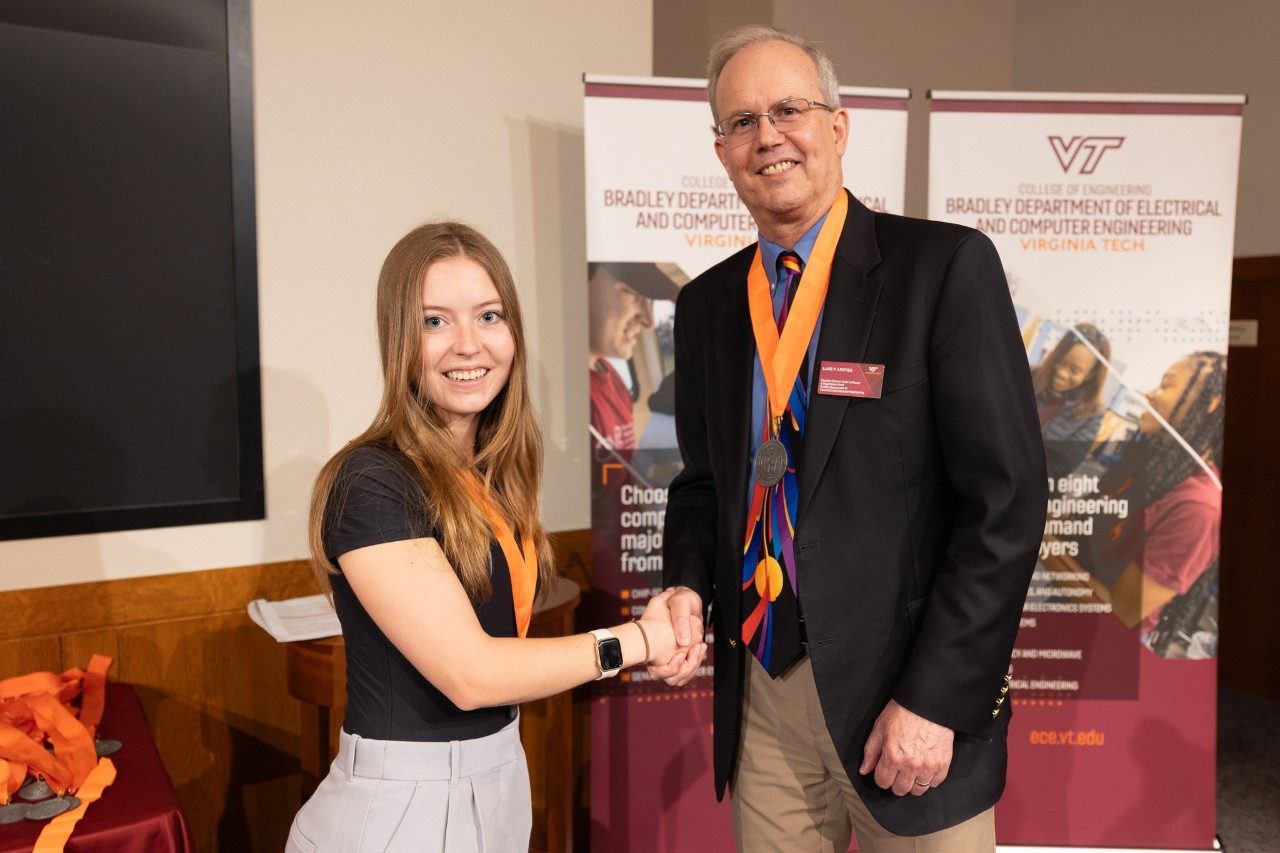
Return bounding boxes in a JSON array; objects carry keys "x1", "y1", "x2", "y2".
[{"x1": 0, "y1": 0, "x2": 263, "y2": 540}]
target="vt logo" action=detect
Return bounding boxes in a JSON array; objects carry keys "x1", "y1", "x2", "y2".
[{"x1": 1048, "y1": 136, "x2": 1125, "y2": 174}]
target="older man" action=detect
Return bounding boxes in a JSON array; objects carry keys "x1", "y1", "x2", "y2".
[{"x1": 653, "y1": 26, "x2": 1047, "y2": 851}]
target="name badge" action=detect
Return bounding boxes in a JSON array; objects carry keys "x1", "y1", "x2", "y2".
[{"x1": 816, "y1": 361, "x2": 885, "y2": 398}]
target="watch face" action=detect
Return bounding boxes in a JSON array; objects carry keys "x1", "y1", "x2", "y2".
[{"x1": 599, "y1": 637, "x2": 624, "y2": 672}]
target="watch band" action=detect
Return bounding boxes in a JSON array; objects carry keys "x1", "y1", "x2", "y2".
[{"x1": 590, "y1": 628, "x2": 623, "y2": 680}]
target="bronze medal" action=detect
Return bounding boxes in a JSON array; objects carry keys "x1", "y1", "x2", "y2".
[{"x1": 753, "y1": 438, "x2": 788, "y2": 486}]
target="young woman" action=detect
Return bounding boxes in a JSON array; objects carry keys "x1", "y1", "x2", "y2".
[
  {"x1": 1085, "y1": 351, "x2": 1225, "y2": 649},
  {"x1": 1031, "y1": 323, "x2": 1112, "y2": 481},
  {"x1": 285, "y1": 222, "x2": 702, "y2": 852}
]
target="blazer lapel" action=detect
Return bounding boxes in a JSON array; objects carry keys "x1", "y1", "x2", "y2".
[
  {"x1": 718, "y1": 252, "x2": 757, "y2": 551},
  {"x1": 799, "y1": 195, "x2": 884, "y2": 519}
]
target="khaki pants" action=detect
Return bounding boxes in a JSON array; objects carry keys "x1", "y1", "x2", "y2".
[{"x1": 732, "y1": 655, "x2": 995, "y2": 852}]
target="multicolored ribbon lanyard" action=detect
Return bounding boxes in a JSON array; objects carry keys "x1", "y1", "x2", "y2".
[
  {"x1": 463, "y1": 473, "x2": 538, "y2": 637},
  {"x1": 741, "y1": 191, "x2": 848, "y2": 668}
]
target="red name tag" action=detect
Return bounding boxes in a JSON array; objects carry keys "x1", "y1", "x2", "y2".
[{"x1": 816, "y1": 361, "x2": 885, "y2": 398}]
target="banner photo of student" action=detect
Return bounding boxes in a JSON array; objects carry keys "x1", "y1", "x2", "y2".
[
  {"x1": 585, "y1": 74, "x2": 909, "y2": 851},
  {"x1": 929, "y1": 90, "x2": 1243, "y2": 851}
]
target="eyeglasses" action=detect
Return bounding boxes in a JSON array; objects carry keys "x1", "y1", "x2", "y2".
[{"x1": 712, "y1": 98, "x2": 836, "y2": 147}]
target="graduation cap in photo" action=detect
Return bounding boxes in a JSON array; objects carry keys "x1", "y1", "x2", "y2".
[{"x1": 589, "y1": 262, "x2": 687, "y2": 302}]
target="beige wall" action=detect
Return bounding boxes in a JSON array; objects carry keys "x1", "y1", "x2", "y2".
[
  {"x1": 654, "y1": 0, "x2": 1277, "y2": 256},
  {"x1": 653, "y1": 0, "x2": 773, "y2": 79},
  {"x1": 0, "y1": 0, "x2": 652, "y2": 592},
  {"x1": 1012, "y1": 0, "x2": 1278, "y2": 258}
]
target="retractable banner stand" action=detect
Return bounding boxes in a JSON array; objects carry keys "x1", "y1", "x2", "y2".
[
  {"x1": 585, "y1": 75, "x2": 908, "y2": 851},
  {"x1": 929, "y1": 91, "x2": 1243, "y2": 851}
]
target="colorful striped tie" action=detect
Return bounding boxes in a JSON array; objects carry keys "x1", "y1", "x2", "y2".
[{"x1": 742, "y1": 251, "x2": 807, "y2": 677}]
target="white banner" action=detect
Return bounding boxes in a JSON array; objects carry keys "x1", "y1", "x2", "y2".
[
  {"x1": 586, "y1": 75, "x2": 908, "y2": 275},
  {"x1": 929, "y1": 90, "x2": 1243, "y2": 851},
  {"x1": 585, "y1": 74, "x2": 909, "y2": 851}
]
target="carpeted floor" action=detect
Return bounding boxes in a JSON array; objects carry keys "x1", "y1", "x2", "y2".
[{"x1": 1216, "y1": 688, "x2": 1280, "y2": 852}]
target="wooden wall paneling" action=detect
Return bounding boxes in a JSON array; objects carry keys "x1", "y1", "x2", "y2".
[
  {"x1": 0, "y1": 636, "x2": 63, "y2": 680},
  {"x1": 572, "y1": 687, "x2": 594, "y2": 852},
  {"x1": 546, "y1": 528, "x2": 597, "y2": 852},
  {"x1": 552, "y1": 528, "x2": 592, "y2": 595},
  {"x1": 547, "y1": 527, "x2": 597, "y2": 851},
  {"x1": 83, "y1": 615, "x2": 298, "y2": 851},
  {"x1": 523, "y1": 577, "x2": 581, "y2": 853},
  {"x1": 0, "y1": 561, "x2": 317, "y2": 643},
  {"x1": 0, "y1": 559, "x2": 317, "y2": 851},
  {"x1": 286, "y1": 636, "x2": 346, "y2": 799}
]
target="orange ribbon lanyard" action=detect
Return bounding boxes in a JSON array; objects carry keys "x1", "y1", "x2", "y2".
[
  {"x1": 2, "y1": 757, "x2": 23, "y2": 803},
  {"x1": 0, "y1": 720, "x2": 71, "y2": 799},
  {"x1": 78, "y1": 655, "x2": 112, "y2": 736},
  {"x1": 746, "y1": 190, "x2": 849, "y2": 433},
  {"x1": 33, "y1": 757, "x2": 117, "y2": 853},
  {"x1": 28, "y1": 693, "x2": 98, "y2": 790},
  {"x1": 463, "y1": 474, "x2": 538, "y2": 637},
  {"x1": 0, "y1": 671, "x2": 67, "y2": 703}
]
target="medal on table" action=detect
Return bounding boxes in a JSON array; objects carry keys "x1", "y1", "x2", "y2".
[
  {"x1": 0, "y1": 803, "x2": 29, "y2": 824},
  {"x1": 24, "y1": 796, "x2": 77, "y2": 821},
  {"x1": 17, "y1": 778, "x2": 53, "y2": 802},
  {"x1": 95, "y1": 738, "x2": 123, "y2": 757}
]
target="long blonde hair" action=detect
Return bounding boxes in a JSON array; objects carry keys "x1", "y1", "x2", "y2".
[{"x1": 308, "y1": 221, "x2": 554, "y2": 602}]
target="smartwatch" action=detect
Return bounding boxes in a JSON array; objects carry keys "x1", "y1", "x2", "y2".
[{"x1": 590, "y1": 628, "x2": 624, "y2": 680}]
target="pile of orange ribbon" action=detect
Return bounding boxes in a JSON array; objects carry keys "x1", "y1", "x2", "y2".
[{"x1": 0, "y1": 655, "x2": 118, "y2": 851}]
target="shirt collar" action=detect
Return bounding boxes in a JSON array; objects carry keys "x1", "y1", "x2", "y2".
[{"x1": 759, "y1": 210, "x2": 830, "y2": 288}]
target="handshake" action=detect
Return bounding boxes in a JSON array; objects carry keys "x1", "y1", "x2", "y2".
[
  {"x1": 629, "y1": 586, "x2": 955, "y2": 798},
  {"x1": 633, "y1": 586, "x2": 709, "y2": 686}
]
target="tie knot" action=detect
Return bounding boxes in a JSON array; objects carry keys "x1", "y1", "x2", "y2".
[{"x1": 779, "y1": 252, "x2": 803, "y2": 278}]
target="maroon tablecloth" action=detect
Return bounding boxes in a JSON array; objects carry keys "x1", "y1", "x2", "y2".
[{"x1": 0, "y1": 682, "x2": 192, "y2": 853}]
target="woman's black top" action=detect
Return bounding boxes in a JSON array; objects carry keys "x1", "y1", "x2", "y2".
[{"x1": 324, "y1": 446, "x2": 517, "y2": 742}]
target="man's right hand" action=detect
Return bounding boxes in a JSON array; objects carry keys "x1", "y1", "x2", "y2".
[{"x1": 646, "y1": 586, "x2": 705, "y2": 686}]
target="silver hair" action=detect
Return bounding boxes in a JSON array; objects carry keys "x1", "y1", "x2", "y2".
[{"x1": 706, "y1": 25, "x2": 841, "y2": 119}]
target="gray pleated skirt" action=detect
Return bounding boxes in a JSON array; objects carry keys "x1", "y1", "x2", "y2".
[{"x1": 285, "y1": 718, "x2": 531, "y2": 852}]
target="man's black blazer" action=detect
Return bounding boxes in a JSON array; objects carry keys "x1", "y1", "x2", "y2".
[{"x1": 663, "y1": 192, "x2": 1048, "y2": 835}]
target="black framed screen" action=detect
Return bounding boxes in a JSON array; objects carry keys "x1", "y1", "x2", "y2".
[{"x1": 0, "y1": 0, "x2": 263, "y2": 540}]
